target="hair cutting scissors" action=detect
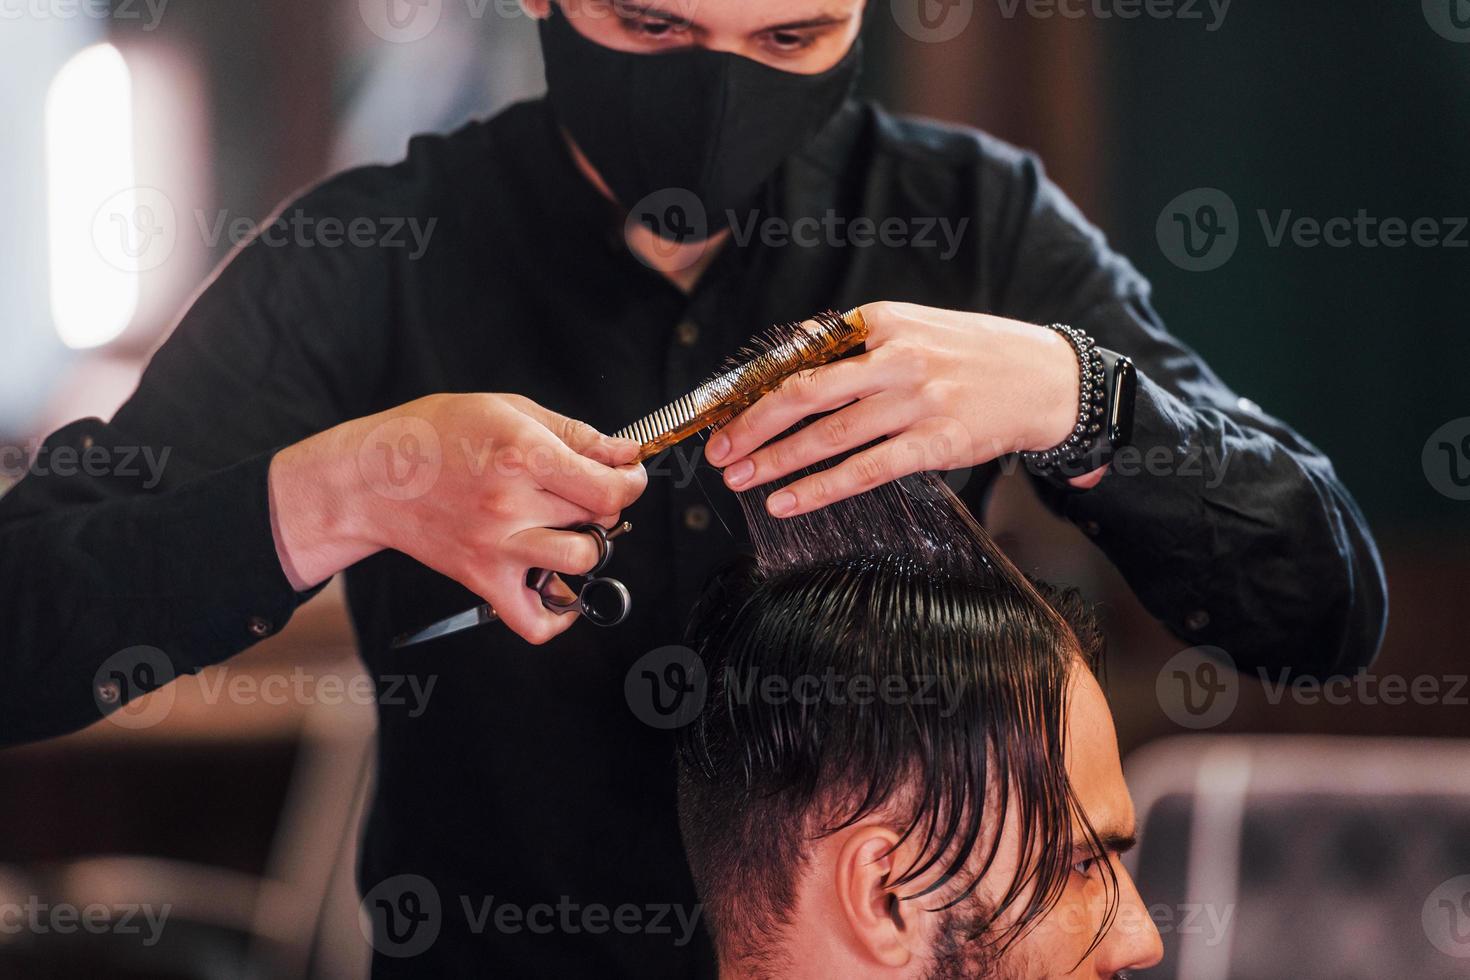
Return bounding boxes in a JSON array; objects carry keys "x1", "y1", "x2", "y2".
[{"x1": 390, "y1": 521, "x2": 632, "y2": 649}]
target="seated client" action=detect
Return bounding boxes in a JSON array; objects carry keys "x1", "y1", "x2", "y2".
[{"x1": 677, "y1": 471, "x2": 1164, "y2": 979}]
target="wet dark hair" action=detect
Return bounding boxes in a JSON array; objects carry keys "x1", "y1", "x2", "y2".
[{"x1": 676, "y1": 467, "x2": 1116, "y2": 974}]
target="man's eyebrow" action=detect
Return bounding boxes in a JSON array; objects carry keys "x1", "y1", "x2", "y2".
[
  {"x1": 1074, "y1": 831, "x2": 1137, "y2": 856},
  {"x1": 611, "y1": 2, "x2": 694, "y2": 26},
  {"x1": 611, "y1": 2, "x2": 851, "y2": 34},
  {"x1": 756, "y1": 14, "x2": 851, "y2": 32}
]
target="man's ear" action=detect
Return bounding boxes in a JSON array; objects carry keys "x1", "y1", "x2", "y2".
[
  {"x1": 520, "y1": 0, "x2": 551, "y2": 19},
  {"x1": 833, "y1": 826, "x2": 918, "y2": 968}
]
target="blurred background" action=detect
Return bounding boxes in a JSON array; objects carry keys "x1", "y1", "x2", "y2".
[{"x1": 0, "y1": 1, "x2": 1466, "y2": 977}]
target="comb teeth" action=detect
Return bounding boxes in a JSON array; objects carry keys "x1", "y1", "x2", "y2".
[
  {"x1": 613, "y1": 308, "x2": 868, "y2": 459},
  {"x1": 615, "y1": 390, "x2": 706, "y2": 446}
]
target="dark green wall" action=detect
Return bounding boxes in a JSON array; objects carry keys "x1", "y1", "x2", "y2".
[{"x1": 1104, "y1": 2, "x2": 1470, "y2": 532}]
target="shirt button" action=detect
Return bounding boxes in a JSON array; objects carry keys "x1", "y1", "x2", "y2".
[
  {"x1": 96, "y1": 680, "x2": 121, "y2": 705},
  {"x1": 683, "y1": 504, "x2": 711, "y2": 532},
  {"x1": 1184, "y1": 609, "x2": 1210, "y2": 632},
  {"x1": 247, "y1": 615, "x2": 274, "y2": 638},
  {"x1": 1080, "y1": 520, "x2": 1101, "y2": 537},
  {"x1": 675, "y1": 320, "x2": 700, "y2": 348}
]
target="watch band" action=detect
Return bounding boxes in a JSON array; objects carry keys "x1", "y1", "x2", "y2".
[{"x1": 1024, "y1": 340, "x2": 1137, "y2": 483}]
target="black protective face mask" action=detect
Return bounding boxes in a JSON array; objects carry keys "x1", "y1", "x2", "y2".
[{"x1": 539, "y1": 3, "x2": 862, "y2": 241}]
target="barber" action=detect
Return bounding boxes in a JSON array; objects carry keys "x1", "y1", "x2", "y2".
[{"x1": 0, "y1": 1, "x2": 1384, "y2": 976}]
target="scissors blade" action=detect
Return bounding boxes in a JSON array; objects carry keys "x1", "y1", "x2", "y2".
[{"x1": 391, "y1": 603, "x2": 499, "y2": 649}]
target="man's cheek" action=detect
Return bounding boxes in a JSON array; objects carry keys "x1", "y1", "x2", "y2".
[{"x1": 1023, "y1": 888, "x2": 1103, "y2": 970}]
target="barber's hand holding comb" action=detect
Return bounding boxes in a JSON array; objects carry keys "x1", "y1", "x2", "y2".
[{"x1": 705, "y1": 301, "x2": 1103, "y2": 516}]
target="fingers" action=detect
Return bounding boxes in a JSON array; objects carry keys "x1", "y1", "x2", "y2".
[
  {"x1": 522, "y1": 488, "x2": 616, "y2": 531},
  {"x1": 515, "y1": 427, "x2": 648, "y2": 515},
  {"x1": 454, "y1": 523, "x2": 612, "y2": 647},
  {"x1": 466, "y1": 565, "x2": 579, "y2": 646},
  {"x1": 721, "y1": 393, "x2": 914, "y2": 491},
  {"x1": 705, "y1": 352, "x2": 889, "y2": 466},
  {"x1": 502, "y1": 527, "x2": 604, "y2": 577},
  {"x1": 762, "y1": 423, "x2": 971, "y2": 518},
  {"x1": 513, "y1": 399, "x2": 641, "y2": 467}
]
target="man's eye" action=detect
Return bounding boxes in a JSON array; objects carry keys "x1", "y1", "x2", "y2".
[
  {"x1": 1071, "y1": 855, "x2": 1099, "y2": 878},
  {"x1": 623, "y1": 18, "x2": 689, "y2": 41},
  {"x1": 765, "y1": 30, "x2": 817, "y2": 52}
]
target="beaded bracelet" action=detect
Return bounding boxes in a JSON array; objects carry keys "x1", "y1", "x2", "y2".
[{"x1": 1022, "y1": 323, "x2": 1106, "y2": 474}]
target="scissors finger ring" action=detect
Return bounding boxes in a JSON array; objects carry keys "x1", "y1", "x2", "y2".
[{"x1": 390, "y1": 521, "x2": 633, "y2": 648}]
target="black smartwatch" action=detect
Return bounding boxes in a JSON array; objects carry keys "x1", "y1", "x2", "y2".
[{"x1": 1059, "y1": 346, "x2": 1136, "y2": 479}]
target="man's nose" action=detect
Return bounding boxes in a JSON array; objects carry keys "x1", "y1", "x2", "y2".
[{"x1": 1097, "y1": 867, "x2": 1164, "y2": 976}]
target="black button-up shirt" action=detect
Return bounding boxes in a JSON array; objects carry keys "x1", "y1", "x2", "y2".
[{"x1": 0, "y1": 98, "x2": 1386, "y2": 977}]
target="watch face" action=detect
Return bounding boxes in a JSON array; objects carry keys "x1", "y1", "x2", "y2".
[{"x1": 1107, "y1": 356, "x2": 1137, "y2": 449}]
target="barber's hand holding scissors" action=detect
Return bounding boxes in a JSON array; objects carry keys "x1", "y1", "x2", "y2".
[
  {"x1": 704, "y1": 301, "x2": 1106, "y2": 516},
  {"x1": 269, "y1": 393, "x2": 646, "y2": 645}
]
